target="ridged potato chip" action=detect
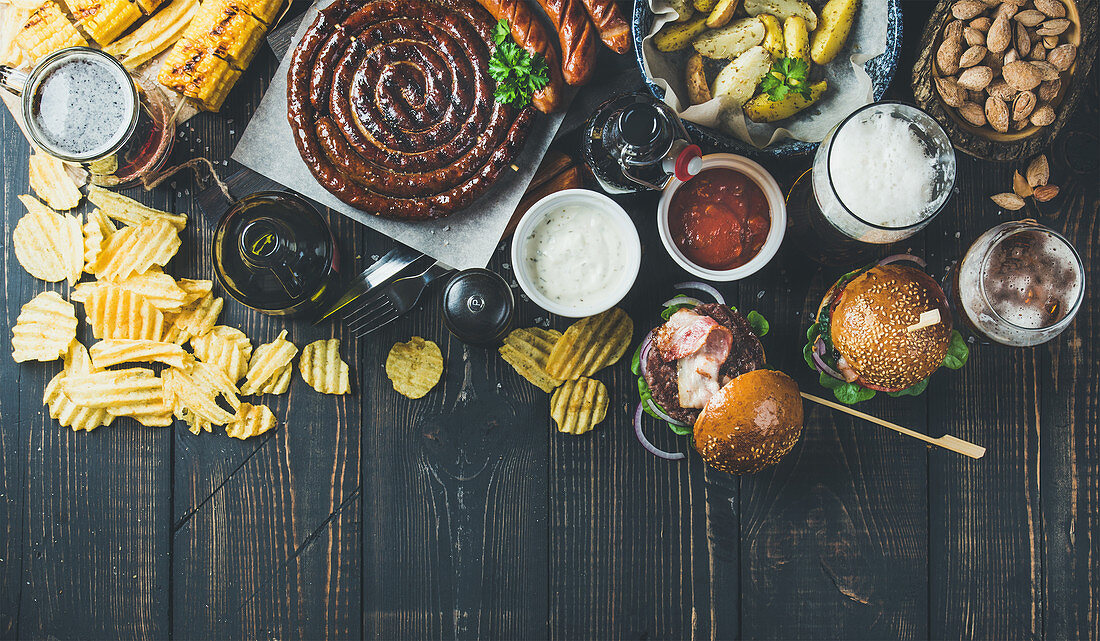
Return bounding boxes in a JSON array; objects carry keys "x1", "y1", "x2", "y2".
[
  {"x1": 499, "y1": 327, "x2": 563, "y2": 393},
  {"x1": 73, "y1": 270, "x2": 190, "y2": 311},
  {"x1": 90, "y1": 217, "x2": 181, "y2": 281},
  {"x1": 163, "y1": 360, "x2": 240, "y2": 425},
  {"x1": 62, "y1": 367, "x2": 172, "y2": 426},
  {"x1": 163, "y1": 293, "x2": 223, "y2": 344},
  {"x1": 299, "y1": 339, "x2": 350, "y2": 395},
  {"x1": 544, "y1": 308, "x2": 633, "y2": 380},
  {"x1": 89, "y1": 338, "x2": 189, "y2": 369},
  {"x1": 385, "y1": 336, "x2": 443, "y2": 399},
  {"x1": 13, "y1": 195, "x2": 83, "y2": 285},
  {"x1": 178, "y1": 406, "x2": 213, "y2": 434},
  {"x1": 225, "y1": 402, "x2": 277, "y2": 439},
  {"x1": 29, "y1": 152, "x2": 82, "y2": 210},
  {"x1": 240, "y1": 330, "x2": 298, "y2": 395},
  {"x1": 83, "y1": 208, "x2": 116, "y2": 272},
  {"x1": 177, "y1": 278, "x2": 213, "y2": 305},
  {"x1": 550, "y1": 377, "x2": 609, "y2": 435},
  {"x1": 82, "y1": 285, "x2": 165, "y2": 341},
  {"x1": 191, "y1": 325, "x2": 252, "y2": 382},
  {"x1": 43, "y1": 341, "x2": 115, "y2": 431},
  {"x1": 87, "y1": 185, "x2": 188, "y2": 229},
  {"x1": 12, "y1": 291, "x2": 78, "y2": 363}
]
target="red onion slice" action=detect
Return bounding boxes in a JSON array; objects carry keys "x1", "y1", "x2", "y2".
[
  {"x1": 645, "y1": 398, "x2": 690, "y2": 428},
  {"x1": 638, "y1": 330, "x2": 653, "y2": 378},
  {"x1": 811, "y1": 336, "x2": 846, "y2": 381},
  {"x1": 673, "y1": 281, "x2": 726, "y2": 305},
  {"x1": 634, "y1": 402, "x2": 687, "y2": 460},
  {"x1": 877, "y1": 254, "x2": 927, "y2": 268}
]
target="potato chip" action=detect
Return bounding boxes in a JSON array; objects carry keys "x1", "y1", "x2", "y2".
[
  {"x1": 90, "y1": 217, "x2": 181, "y2": 281},
  {"x1": 73, "y1": 270, "x2": 190, "y2": 312},
  {"x1": 43, "y1": 341, "x2": 115, "y2": 431},
  {"x1": 163, "y1": 360, "x2": 239, "y2": 425},
  {"x1": 163, "y1": 293, "x2": 223, "y2": 344},
  {"x1": 191, "y1": 326, "x2": 252, "y2": 382},
  {"x1": 177, "y1": 278, "x2": 213, "y2": 305},
  {"x1": 82, "y1": 285, "x2": 165, "y2": 341},
  {"x1": 254, "y1": 363, "x2": 292, "y2": 395},
  {"x1": 178, "y1": 406, "x2": 213, "y2": 434},
  {"x1": 297, "y1": 339, "x2": 350, "y2": 395},
  {"x1": 225, "y1": 402, "x2": 277, "y2": 440},
  {"x1": 87, "y1": 185, "x2": 188, "y2": 229},
  {"x1": 89, "y1": 339, "x2": 189, "y2": 369},
  {"x1": 29, "y1": 152, "x2": 82, "y2": 210},
  {"x1": 12, "y1": 291, "x2": 77, "y2": 363},
  {"x1": 550, "y1": 377, "x2": 609, "y2": 435},
  {"x1": 499, "y1": 327, "x2": 563, "y2": 392},
  {"x1": 240, "y1": 330, "x2": 298, "y2": 395},
  {"x1": 385, "y1": 336, "x2": 443, "y2": 399},
  {"x1": 83, "y1": 208, "x2": 116, "y2": 272},
  {"x1": 544, "y1": 308, "x2": 633, "y2": 380},
  {"x1": 62, "y1": 367, "x2": 172, "y2": 426},
  {"x1": 13, "y1": 195, "x2": 83, "y2": 285}
]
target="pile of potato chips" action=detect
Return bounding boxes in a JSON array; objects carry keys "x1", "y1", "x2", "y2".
[
  {"x1": 499, "y1": 307, "x2": 632, "y2": 435},
  {"x1": 9, "y1": 172, "x2": 352, "y2": 438}
]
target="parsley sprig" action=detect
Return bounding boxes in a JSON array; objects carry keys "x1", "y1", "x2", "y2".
[
  {"x1": 759, "y1": 57, "x2": 812, "y2": 102},
  {"x1": 488, "y1": 19, "x2": 550, "y2": 109}
]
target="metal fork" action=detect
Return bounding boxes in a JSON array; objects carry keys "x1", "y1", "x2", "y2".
[{"x1": 343, "y1": 262, "x2": 454, "y2": 336}]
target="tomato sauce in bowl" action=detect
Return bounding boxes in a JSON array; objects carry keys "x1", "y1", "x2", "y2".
[{"x1": 668, "y1": 168, "x2": 771, "y2": 270}]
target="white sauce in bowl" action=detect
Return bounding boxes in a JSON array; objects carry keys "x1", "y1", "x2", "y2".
[{"x1": 523, "y1": 204, "x2": 629, "y2": 306}]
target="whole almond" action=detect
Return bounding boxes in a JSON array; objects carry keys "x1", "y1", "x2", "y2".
[
  {"x1": 1048, "y1": 43, "x2": 1076, "y2": 70},
  {"x1": 961, "y1": 45, "x2": 988, "y2": 67},
  {"x1": 1043, "y1": 35, "x2": 1060, "y2": 48},
  {"x1": 1030, "y1": 103, "x2": 1055, "y2": 126},
  {"x1": 958, "y1": 101, "x2": 987, "y2": 126},
  {"x1": 995, "y1": 2, "x2": 1019, "y2": 20},
  {"x1": 953, "y1": 0, "x2": 987, "y2": 19},
  {"x1": 1031, "y1": 60, "x2": 1061, "y2": 81},
  {"x1": 1014, "y1": 9, "x2": 1046, "y2": 26},
  {"x1": 971, "y1": 16, "x2": 992, "y2": 30},
  {"x1": 1004, "y1": 48, "x2": 1020, "y2": 64},
  {"x1": 991, "y1": 192, "x2": 1026, "y2": 210},
  {"x1": 1013, "y1": 171, "x2": 1033, "y2": 197},
  {"x1": 1037, "y1": 19, "x2": 1070, "y2": 36},
  {"x1": 986, "y1": 95, "x2": 1011, "y2": 132},
  {"x1": 1038, "y1": 78, "x2": 1061, "y2": 101},
  {"x1": 988, "y1": 78, "x2": 1018, "y2": 100},
  {"x1": 987, "y1": 15, "x2": 1013, "y2": 52},
  {"x1": 936, "y1": 77, "x2": 969, "y2": 107},
  {"x1": 1026, "y1": 154, "x2": 1049, "y2": 187},
  {"x1": 1012, "y1": 117, "x2": 1030, "y2": 131},
  {"x1": 1029, "y1": 46, "x2": 1048, "y2": 61},
  {"x1": 964, "y1": 26, "x2": 986, "y2": 45},
  {"x1": 958, "y1": 65, "x2": 994, "y2": 90},
  {"x1": 1034, "y1": 184, "x2": 1059, "y2": 202},
  {"x1": 938, "y1": 38, "x2": 964, "y2": 75},
  {"x1": 1034, "y1": 0, "x2": 1066, "y2": 18},
  {"x1": 1014, "y1": 22, "x2": 1032, "y2": 57},
  {"x1": 944, "y1": 19, "x2": 966, "y2": 42},
  {"x1": 1012, "y1": 90, "x2": 1037, "y2": 120},
  {"x1": 1003, "y1": 60, "x2": 1043, "y2": 90}
]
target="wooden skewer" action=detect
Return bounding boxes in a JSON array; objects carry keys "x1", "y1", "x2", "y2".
[{"x1": 800, "y1": 392, "x2": 986, "y2": 459}]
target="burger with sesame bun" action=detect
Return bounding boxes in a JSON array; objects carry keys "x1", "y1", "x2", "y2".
[
  {"x1": 804, "y1": 258, "x2": 970, "y2": 405},
  {"x1": 631, "y1": 284, "x2": 804, "y2": 474}
]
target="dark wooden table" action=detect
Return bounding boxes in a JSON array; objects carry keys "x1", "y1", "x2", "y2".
[{"x1": 1, "y1": 2, "x2": 1097, "y2": 639}]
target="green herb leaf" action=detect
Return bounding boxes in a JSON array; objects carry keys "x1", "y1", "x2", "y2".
[
  {"x1": 886, "y1": 377, "x2": 930, "y2": 397},
  {"x1": 666, "y1": 418, "x2": 694, "y2": 436},
  {"x1": 746, "y1": 310, "x2": 770, "y2": 337},
  {"x1": 833, "y1": 382, "x2": 877, "y2": 404},
  {"x1": 763, "y1": 57, "x2": 812, "y2": 102},
  {"x1": 631, "y1": 341, "x2": 643, "y2": 376},
  {"x1": 488, "y1": 20, "x2": 549, "y2": 109},
  {"x1": 637, "y1": 376, "x2": 693, "y2": 435},
  {"x1": 941, "y1": 330, "x2": 970, "y2": 370},
  {"x1": 803, "y1": 341, "x2": 816, "y2": 370},
  {"x1": 806, "y1": 321, "x2": 821, "y2": 342},
  {"x1": 492, "y1": 19, "x2": 509, "y2": 45},
  {"x1": 661, "y1": 302, "x2": 696, "y2": 321}
]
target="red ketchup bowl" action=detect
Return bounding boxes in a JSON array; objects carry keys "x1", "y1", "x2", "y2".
[{"x1": 657, "y1": 154, "x2": 786, "y2": 281}]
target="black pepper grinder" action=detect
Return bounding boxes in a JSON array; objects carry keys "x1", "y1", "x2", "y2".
[{"x1": 441, "y1": 269, "x2": 514, "y2": 345}]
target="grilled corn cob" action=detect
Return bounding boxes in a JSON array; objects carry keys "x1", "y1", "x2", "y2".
[
  {"x1": 180, "y1": 0, "x2": 264, "y2": 67},
  {"x1": 158, "y1": 39, "x2": 240, "y2": 110},
  {"x1": 103, "y1": 0, "x2": 198, "y2": 69},
  {"x1": 133, "y1": 0, "x2": 166, "y2": 15},
  {"x1": 234, "y1": 0, "x2": 281, "y2": 25},
  {"x1": 13, "y1": 1, "x2": 87, "y2": 63},
  {"x1": 63, "y1": 0, "x2": 140, "y2": 45}
]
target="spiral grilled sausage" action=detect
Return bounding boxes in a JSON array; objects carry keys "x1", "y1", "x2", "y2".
[
  {"x1": 579, "y1": 0, "x2": 632, "y2": 54},
  {"x1": 473, "y1": 0, "x2": 564, "y2": 113},
  {"x1": 287, "y1": 0, "x2": 534, "y2": 220}
]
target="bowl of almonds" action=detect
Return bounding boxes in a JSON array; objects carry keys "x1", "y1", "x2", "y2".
[{"x1": 916, "y1": 0, "x2": 1088, "y2": 152}]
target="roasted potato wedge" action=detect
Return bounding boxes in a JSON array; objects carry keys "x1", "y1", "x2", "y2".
[
  {"x1": 744, "y1": 0, "x2": 817, "y2": 31},
  {"x1": 694, "y1": 0, "x2": 719, "y2": 12},
  {"x1": 783, "y1": 15, "x2": 810, "y2": 62},
  {"x1": 744, "y1": 79, "x2": 827, "y2": 121},
  {"x1": 705, "y1": 0, "x2": 741, "y2": 28},
  {"x1": 668, "y1": 0, "x2": 694, "y2": 21},
  {"x1": 685, "y1": 52, "x2": 712, "y2": 104},
  {"x1": 653, "y1": 13, "x2": 708, "y2": 52},
  {"x1": 758, "y1": 13, "x2": 784, "y2": 57},
  {"x1": 811, "y1": 0, "x2": 859, "y2": 64},
  {"x1": 692, "y1": 17, "x2": 764, "y2": 59},
  {"x1": 712, "y1": 45, "x2": 773, "y2": 107}
]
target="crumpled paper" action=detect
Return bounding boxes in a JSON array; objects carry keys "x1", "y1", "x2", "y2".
[{"x1": 639, "y1": 0, "x2": 888, "y2": 148}]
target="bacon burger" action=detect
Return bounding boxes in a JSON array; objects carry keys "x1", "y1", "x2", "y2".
[{"x1": 633, "y1": 295, "x2": 803, "y2": 474}]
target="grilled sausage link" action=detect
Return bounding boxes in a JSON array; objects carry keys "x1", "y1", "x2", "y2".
[
  {"x1": 535, "y1": 0, "x2": 600, "y2": 85},
  {"x1": 474, "y1": 0, "x2": 565, "y2": 113},
  {"x1": 580, "y1": 0, "x2": 632, "y2": 54}
]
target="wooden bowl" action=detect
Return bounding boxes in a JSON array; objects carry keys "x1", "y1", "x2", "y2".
[{"x1": 912, "y1": 0, "x2": 1097, "y2": 161}]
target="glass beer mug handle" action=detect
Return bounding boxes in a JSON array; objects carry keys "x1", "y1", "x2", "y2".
[{"x1": 0, "y1": 65, "x2": 29, "y2": 97}]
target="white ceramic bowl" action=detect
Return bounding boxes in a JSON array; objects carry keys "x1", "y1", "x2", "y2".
[
  {"x1": 657, "y1": 154, "x2": 786, "y2": 281},
  {"x1": 511, "y1": 189, "x2": 641, "y2": 318}
]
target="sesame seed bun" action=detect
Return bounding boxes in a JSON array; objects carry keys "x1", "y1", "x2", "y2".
[
  {"x1": 829, "y1": 265, "x2": 952, "y2": 392},
  {"x1": 693, "y1": 370, "x2": 803, "y2": 475}
]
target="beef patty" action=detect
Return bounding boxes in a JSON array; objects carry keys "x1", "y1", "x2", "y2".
[{"x1": 643, "y1": 304, "x2": 766, "y2": 425}]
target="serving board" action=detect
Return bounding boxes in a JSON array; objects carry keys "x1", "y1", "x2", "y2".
[{"x1": 911, "y1": 0, "x2": 1098, "y2": 162}]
